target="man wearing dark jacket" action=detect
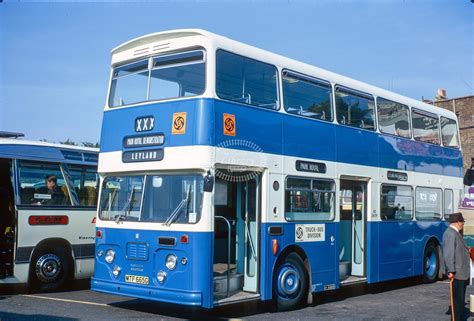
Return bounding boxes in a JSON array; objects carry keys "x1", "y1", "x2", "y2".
[{"x1": 443, "y1": 212, "x2": 470, "y2": 321}]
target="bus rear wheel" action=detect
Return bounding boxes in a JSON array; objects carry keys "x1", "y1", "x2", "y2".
[
  {"x1": 30, "y1": 248, "x2": 69, "y2": 292},
  {"x1": 273, "y1": 253, "x2": 308, "y2": 311},
  {"x1": 423, "y1": 242, "x2": 439, "y2": 283}
]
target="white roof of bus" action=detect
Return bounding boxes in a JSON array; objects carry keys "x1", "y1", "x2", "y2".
[
  {"x1": 0, "y1": 137, "x2": 98, "y2": 152},
  {"x1": 112, "y1": 28, "x2": 457, "y2": 120}
]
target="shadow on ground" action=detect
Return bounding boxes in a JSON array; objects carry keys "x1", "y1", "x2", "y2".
[{"x1": 108, "y1": 277, "x2": 428, "y2": 319}]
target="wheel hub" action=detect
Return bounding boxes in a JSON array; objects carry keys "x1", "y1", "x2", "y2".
[
  {"x1": 277, "y1": 265, "x2": 300, "y2": 297},
  {"x1": 35, "y1": 253, "x2": 62, "y2": 283}
]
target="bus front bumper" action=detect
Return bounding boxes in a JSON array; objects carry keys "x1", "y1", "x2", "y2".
[{"x1": 91, "y1": 278, "x2": 203, "y2": 307}]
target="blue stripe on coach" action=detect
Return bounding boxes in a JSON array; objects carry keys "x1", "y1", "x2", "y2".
[{"x1": 100, "y1": 98, "x2": 462, "y2": 177}]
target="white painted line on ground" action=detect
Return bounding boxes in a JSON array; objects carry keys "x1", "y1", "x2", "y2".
[{"x1": 21, "y1": 294, "x2": 109, "y2": 307}]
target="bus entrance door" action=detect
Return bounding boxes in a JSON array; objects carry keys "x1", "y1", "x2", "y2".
[
  {"x1": 340, "y1": 180, "x2": 366, "y2": 282},
  {"x1": 213, "y1": 172, "x2": 261, "y2": 303},
  {"x1": 241, "y1": 176, "x2": 259, "y2": 293}
]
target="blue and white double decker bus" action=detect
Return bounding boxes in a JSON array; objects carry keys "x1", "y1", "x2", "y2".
[
  {"x1": 0, "y1": 132, "x2": 98, "y2": 291},
  {"x1": 92, "y1": 29, "x2": 463, "y2": 310}
]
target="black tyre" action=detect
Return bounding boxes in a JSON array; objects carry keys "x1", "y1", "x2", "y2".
[
  {"x1": 273, "y1": 252, "x2": 308, "y2": 311},
  {"x1": 30, "y1": 248, "x2": 69, "y2": 292},
  {"x1": 423, "y1": 242, "x2": 439, "y2": 283}
]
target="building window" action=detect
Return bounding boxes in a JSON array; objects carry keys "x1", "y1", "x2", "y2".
[{"x1": 285, "y1": 177, "x2": 335, "y2": 221}]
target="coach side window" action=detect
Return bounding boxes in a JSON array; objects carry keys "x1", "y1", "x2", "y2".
[
  {"x1": 216, "y1": 50, "x2": 279, "y2": 110},
  {"x1": 282, "y1": 70, "x2": 333, "y2": 121},
  {"x1": 335, "y1": 86, "x2": 375, "y2": 130},
  {"x1": 68, "y1": 165, "x2": 99, "y2": 206},
  {"x1": 380, "y1": 185, "x2": 413, "y2": 220},
  {"x1": 377, "y1": 97, "x2": 411, "y2": 138},
  {"x1": 412, "y1": 110, "x2": 440, "y2": 145},
  {"x1": 18, "y1": 161, "x2": 71, "y2": 206},
  {"x1": 440, "y1": 117, "x2": 459, "y2": 148},
  {"x1": 285, "y1": 177, "x2": 335, "y2": 221},
  {"x1": 415, "y1": 187, "x2": 442, "y2": 220}
]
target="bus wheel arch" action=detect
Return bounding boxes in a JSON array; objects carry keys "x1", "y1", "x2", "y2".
[
  {"x1": 272, "y1": 245, "x2": 311, "y2": 311},
  {"x1": 422, "y1": 237, "x2": 441, "y2": 283},
  {"x1": 29, "y1": 238, "x2": 74, "y2": 292}
]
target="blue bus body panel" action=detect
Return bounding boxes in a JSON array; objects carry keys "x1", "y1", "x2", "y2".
[
  {"x1": 92, "y1": 228, "x2": 214, "y2": 308},
  {"x1": 261, "y1": 222, "x2": 338, "y2": 300},
  {"x1": 367, "y1": 221, "x2": 447, "y2": 283},
  {"x1": 100, "y1": 98, "x2": 462, "y2": 177}
]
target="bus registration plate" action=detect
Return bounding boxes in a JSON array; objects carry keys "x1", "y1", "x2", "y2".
[{"x1": 125, "y1": 274, "x2": 149, "y2": 285}]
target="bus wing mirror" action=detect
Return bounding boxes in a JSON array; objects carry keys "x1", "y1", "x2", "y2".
[
  {"x1": 204, "y1": 172, "x2": 214, "y2": 192},
  {"x1": 464, "y1": 169, "x2": 474, "y2": 186}
]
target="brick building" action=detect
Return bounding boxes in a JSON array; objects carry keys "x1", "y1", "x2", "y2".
[{"x1": 431, "y1": 91, "x2": 474, "y2": 174}]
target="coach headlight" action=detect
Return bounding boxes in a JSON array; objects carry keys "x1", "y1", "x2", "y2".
[
  {"x1": 105, "y1": 249, "x2": 115, "y2": 264},
  {"x1": 165, "y1": 254, "x2": 177, "y2": 271}
]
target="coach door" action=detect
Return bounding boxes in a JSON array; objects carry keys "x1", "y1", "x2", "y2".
[
  {"x1": 340, "y1": 180, "x2": 366, "y2": 278},
  {"x1": 241, "y1": 176, "x2": 259, "y2": 292}
]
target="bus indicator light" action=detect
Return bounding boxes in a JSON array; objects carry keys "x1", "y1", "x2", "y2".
[
  {"x1": 272, "y1": 239, "x2": 278, "y2": 256},
  {"x1": 96, "y1": 230, "x2": 103, "y2": 238},
  {"x1": 28, "y1": 215, "x2": 68, "y2": 225},
  {"x1": 180, "y1": 234, "x2": 189, "y2": 244}
]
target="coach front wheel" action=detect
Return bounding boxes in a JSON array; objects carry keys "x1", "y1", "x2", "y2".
[
  {"x1": 273, "y1": 253, "x2": 308, "y2": 311},
  {"x1": 423, "y1": 243, "x2": 439, "y2": 283}
]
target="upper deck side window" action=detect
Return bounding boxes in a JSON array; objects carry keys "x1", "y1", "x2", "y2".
[
  {"x1": 216, "y1": 50, "x2": 279, "y2": 110},
  {"x1": 440, "y1": 116, "x2": 459, "y2": 148},
  {"x1": 412, "y1": 109, "x2": 440, "y2": 145},
  {"x1": 335, "y1": 86, "x2": 375, "y2": 131},
  {"x1": 377, "y1": 97, "x2": 411, "y2": 138},
  {"x1": 282, "y1": 70, "x2": 333, "y2": 122},
  {"x1": 109, "y1": 50, "x2": 206, "y2": 108}
]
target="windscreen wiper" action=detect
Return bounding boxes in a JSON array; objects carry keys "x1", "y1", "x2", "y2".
[
  {"x1": 116, "y1": 187, "x2": 135, "y2": 223},
  {"x1": 164, "y1": 185, "x2": 191, "y2": 226}
]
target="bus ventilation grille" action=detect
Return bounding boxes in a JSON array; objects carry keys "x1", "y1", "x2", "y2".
[{"x1": 126, "y1": 242, "x2": 149, "y2": 261}]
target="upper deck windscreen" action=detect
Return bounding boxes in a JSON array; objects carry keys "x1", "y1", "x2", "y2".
[{"x1": 109, "y1": 50, "x2": 205, "y2": 107}]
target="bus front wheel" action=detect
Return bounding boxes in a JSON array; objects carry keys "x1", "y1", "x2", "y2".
[
  {"x1": 423, "y1": 242, "x2": 439, "y2": 283},
  {"x1": 273, "y1": 252, "x2": 308, "y2": 311},
  {"x1": 30, "y1": 248, "x2": 69, "y2": 292}
]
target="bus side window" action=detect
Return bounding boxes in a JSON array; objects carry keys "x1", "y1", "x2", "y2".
[
  {"x1": 17, "y1": 161, "x2": 71, "y2": 206},
  {"x1": 68, "y1": 165, "x2": 99, "y2": 206}
]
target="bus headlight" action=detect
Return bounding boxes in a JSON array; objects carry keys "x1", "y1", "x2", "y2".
[
  {"x1": 165, "y1": 254, "x2": 177, "y2": 271},
  {"x1": 97, "y1": 249, "x2": 103, "y2": 257},
  {"x1": 157, "y1": 270, "x2": 167, "y2": 283},
  {"x1": 112, "y1": 265, "x2": 121, "y2": 278},
  {"x1": 105, "y1": 249, "x2": 115, "y2": 264}
]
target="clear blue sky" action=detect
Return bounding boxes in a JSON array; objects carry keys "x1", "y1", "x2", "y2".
[{"x1": 0, "y1": 1, "x2": 472, "y2": 144}]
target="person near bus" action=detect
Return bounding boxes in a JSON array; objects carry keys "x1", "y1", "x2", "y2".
[
  {"x1": 442, "y1": 212, "x2": 470, "y2": 321},
  {"x1": 40, "y1": 175, "x2": 65, "y2": 205}
]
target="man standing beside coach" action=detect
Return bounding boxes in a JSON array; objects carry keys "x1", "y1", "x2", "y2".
[{"x1": 443, "y1": 212, "x2": 470, "y2": 321}]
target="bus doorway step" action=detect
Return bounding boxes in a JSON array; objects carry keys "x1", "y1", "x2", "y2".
[
  {"x1": 213, "y1": 273, "x2": 244, "y2": 299},
  {"x1": 340, "y1": 276, "x2": 367, "y2": 286}
]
